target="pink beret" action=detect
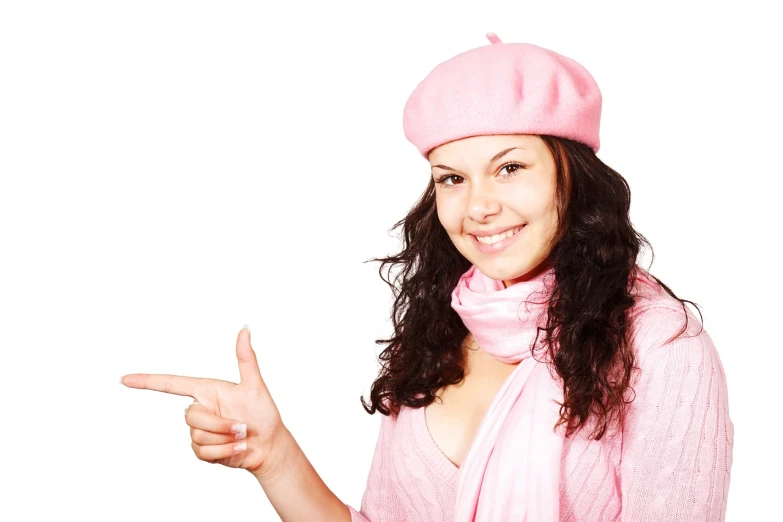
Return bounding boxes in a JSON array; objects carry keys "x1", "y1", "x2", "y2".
[{"x1": 402, "y1": 33, "x2": 602, "y2": 158}]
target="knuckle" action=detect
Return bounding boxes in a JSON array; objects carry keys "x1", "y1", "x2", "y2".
[
  {"x1": 193, "y1": 444, "x2": 213, "y2": 463},
  {"x1": 191, "y1": 429, "x2": 205, "y2": 444},
  {"x1": 191, "y1": 429, "x2": 214, "y2": 445},
  {"x1": 163, "y1": 375, "x2": 173, "y2": 394}
]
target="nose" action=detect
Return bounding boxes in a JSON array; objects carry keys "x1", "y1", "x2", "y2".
[{"x1": 466, "y1": 181, "x2": 501, "y2": 222}]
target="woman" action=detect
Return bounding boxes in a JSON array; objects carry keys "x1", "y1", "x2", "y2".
[{"x1": 121, "y1": 34, "x2": 733, "y2": 521}]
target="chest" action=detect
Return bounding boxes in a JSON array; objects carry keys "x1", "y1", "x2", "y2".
[{"x1": 423, "y1": 342, "x2": 518, "y2": 468}]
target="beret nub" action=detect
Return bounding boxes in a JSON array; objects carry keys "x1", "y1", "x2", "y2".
[{"x1": 402, "y1": 33, "x2": 602, "y2": 158}]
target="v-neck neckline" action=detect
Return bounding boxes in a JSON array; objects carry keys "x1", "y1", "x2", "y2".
[{"x1": 410, "y1": 405, "x2": 461, "y2": 486}]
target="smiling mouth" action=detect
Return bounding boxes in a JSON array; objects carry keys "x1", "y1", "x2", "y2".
[{"x1": 472, "y1": 225, "x2": 525, "y2": 245}]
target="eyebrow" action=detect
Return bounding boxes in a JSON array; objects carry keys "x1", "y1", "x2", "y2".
[{"x1": 431, "y1": 146, "x2": 526, "y2": 172}]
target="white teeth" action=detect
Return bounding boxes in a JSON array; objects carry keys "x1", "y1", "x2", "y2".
[{"x1": 475, "y1": 226, "x2": 523, "y2": 244}]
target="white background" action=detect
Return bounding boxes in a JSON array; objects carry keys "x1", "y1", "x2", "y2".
[{"x1": 1, "y1": 1, "x2": 780, "y2": 520}]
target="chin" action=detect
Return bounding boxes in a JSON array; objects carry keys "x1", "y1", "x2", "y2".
[
  {"x1": 474, "y1": 262, "x2": 533, "y2": 282},
  {"x1": 471, "y1": 252, "x2": 552, "y2": 283}
]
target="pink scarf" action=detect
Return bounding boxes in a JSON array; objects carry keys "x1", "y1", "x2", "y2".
[{"x1": 449, "y1": 264, "x2": 566, "y2": 521}]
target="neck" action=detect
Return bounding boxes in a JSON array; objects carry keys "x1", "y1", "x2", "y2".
[
  {"x1": 503, "y1": 258, "x2": 554, "y2": 288},
  {"x1": 451, "y1": 263, "x2": 555, "y2": 364}
]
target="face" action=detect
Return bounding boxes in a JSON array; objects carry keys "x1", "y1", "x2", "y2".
[{"x1": 429, "y1": 134, "x2": 560, "y2": 287}]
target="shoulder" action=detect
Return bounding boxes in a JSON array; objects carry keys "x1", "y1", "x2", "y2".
[
  {"x1": 628, "y1": 266, "x2": 694, "y2": 320},
  {"x1": 375, "y1": 399, "x2": 409, "y2": 431},
  {"x1": 628, "y1": 266, "x2": 707, "y2": 355},
  {"x1": 623, "y1": 269, "x2": 730, "y2": 411},
  {"x1": 625, "y1": 267, "x2": 729, "y2": 389}
]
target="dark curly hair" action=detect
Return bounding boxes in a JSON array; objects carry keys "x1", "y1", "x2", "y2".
[{"x1": 361, "y1": 135, "x2": 703, "y2": 440}]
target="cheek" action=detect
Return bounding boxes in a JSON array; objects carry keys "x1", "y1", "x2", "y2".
[
  {"x1": 508, "y1": 181, "x2": 556, "y2": 221},
  {"x1": 534, "y1": 200, "x2": 560, "y2": 247},
  {"x1": 541, "y1": 190, "x2": 559, "y2": 228},
  {"x1": 436, "y1": 197, "x2": 461, "y2": 234}
]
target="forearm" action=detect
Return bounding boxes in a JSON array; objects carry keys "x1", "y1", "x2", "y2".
[{"x1": 252, "y1": 425, "x2": 352, "y2": 522}]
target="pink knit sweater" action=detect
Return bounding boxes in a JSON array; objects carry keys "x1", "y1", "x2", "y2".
[{"x1": 347, "y1": 270, "x2": 733, "y2": 521}]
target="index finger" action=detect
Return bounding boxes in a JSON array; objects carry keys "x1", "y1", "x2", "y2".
[{"x1": 121, "y1": 373, "x2": 202, "y2": 397}]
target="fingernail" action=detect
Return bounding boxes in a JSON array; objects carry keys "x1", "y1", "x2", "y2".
[
  {"x1": 234, "y1": 431, "x2": 247, "y2": 441},
  {"x1": 234, "y1": 442, "x2": 247, "y2": 452},
  {"x1": 231, "y1": 423, "x2": 247, "y2": 434},
  {"x1": 243, "y1": 324, "x2": 251, "y2": 335}
]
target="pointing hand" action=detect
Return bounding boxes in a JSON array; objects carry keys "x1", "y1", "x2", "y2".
[{"x1": 121, "y1": 327, "x2": 285, "y2": 476}]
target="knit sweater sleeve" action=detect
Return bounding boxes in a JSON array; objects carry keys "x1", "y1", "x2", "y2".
[
  {"x1": 346, "y1": 410, "x2": 405, "y2": 522},
  {"x1": 620, "y1": 307, "x2": 734, "y2": 521}
]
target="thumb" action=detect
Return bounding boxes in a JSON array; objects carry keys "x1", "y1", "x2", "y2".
[{"x1": 236, "y1": 325, "x2": 264, "y2": 388}]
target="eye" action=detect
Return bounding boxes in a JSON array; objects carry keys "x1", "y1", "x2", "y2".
[
  {"x1": 499, "y1": 162, "x2": 526, "y2": 177},
  {"x1": 434, "y1": 174, "x2": 463, "y2": 188}
]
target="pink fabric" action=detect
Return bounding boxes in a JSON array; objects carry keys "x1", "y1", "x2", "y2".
[
  {"x1": 450, "y1": 264, "x2": 564, "y2": 521},
  {"x1": 347, "y1": 264, "x2": 733, "y2": 521},
  {"x1": 402, "y1": 33, "x2": 603, "y2": 158}
]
